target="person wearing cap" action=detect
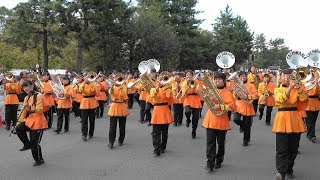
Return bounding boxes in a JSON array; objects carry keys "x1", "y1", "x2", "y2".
[
  {"x1": 257, "y1": 73, "x2": 275, "y2": 126},
  {"x1": 145, "y1": 69, "x2": 159, "y2": 126},
  {"x1": 15, "y1": 80, "x2": 48, "y2": 166},
  {"x1": 181, "y1": 71, "x2": 202, "y2": 139},
  {"x1": 233, "y1": 71, "x2": 258, "y2": 146},
  {"x1": 171, "y1": 73, "x2": 185, "y2": 126},
  {"x1": 149, "y1": 78, "x2": 173, "y2": 156},
  {"x1": 53, "y1": 76, "x2": 75, "y2": 134},
  {"x1": 4, "y1": 75, "x2": 21, "y2": 130},
  {"x1": 41, "y1": 72, "x2": 55, "y2": 128},
  {"x1": 79, "y1": 76, "x2": 98, "y2": 141},
  {"x1": 202, "y1": 72, "x2": 236, "y2": 172},
  {"x1": 247, "y1": 65, "x2": 259, "y2": 113},
  {"x1": 95, "y1": 74, "x2": 108, "y2": 118},
  {"x1": 273, "y1": 69, "x2": 308, "y2": 180},
  {"x1": 107, "y1": 75, "x2": 129, "y2": 149},
  {"x1": 73, "y1": 74, "x2": 84, "y2": 118}
]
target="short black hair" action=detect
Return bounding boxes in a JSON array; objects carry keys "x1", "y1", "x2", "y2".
[
  {"x1": 282, "y1": 69, "x2": 293, "y2": 74},
  {"x1": 150, "y1": 69, "x2": 157, "y2": 73},
  {"x1": 263, "y1": 73, "x2": 270, "y2": 78},
  {"x1": 22, "y1": 80, "x2": 34, "y2": 87},
  {"x1": 214, "y1": 72, "x2": 226, "y2": 81},
  {"x1": 238, "y1": 71, "x2": 247, "y2": 76}
]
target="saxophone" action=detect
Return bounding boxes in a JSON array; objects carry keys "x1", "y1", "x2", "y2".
[{"x1": 260, "y1": 82, "x2": 269, "y2": 105}]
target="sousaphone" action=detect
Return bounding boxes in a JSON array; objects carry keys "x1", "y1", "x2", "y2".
[{"x1": 216, "y1": 51, "x2": 235, "y2": 69}]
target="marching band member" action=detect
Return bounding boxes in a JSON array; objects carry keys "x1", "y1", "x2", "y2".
[
  {"x1": 182, "y1": 71, "x2": 202, "y2": 139},
  {"x1": 172, "y1": 73, "x2": 185, "y2": 126},
  {"x1": 79, "y1": 73, "x2": 98, "y2": 141},
  {"x1": 145, "y1": 69, "x2": 158, "y2": 126},
  {"x1": 73, "y1": 74, "x2": 84, "y2": 118},
  {"x1": 15, "y1": 80, "x2": 48, "y2": 166},
  {"x1": 107, "y1": 74, "x2": 129, "y2": 149},
  {"x1": 4, "y1": 74, "x2": 20, "y2": 130},
  {"x1": 258, "y1": 73, "x2": 275, "y2": 125},
  {"x1": 273, "y1": 69, "x2": 308, "y2": 180},
  {"x1": 247, "y1": 65, "x2": 259, "y2": 113},
  {"x1": 233, "y1": 71, "x2": 258, "y2": 146},
  {"x1": 137, "y1": 80, "x2": 148, "y2": 123},
  {"x1": 126, "y1": 73, "x2": 136, "y2": 109},
  {"x1": 54, "y1": 76, "x2": 75, "y2": 134},
  {"x1": 149, "y1": 77, "x2": 173, "y2": 156},
  {"x1": 95, "y1": 74, "x2": 108, "y2": 118},
  {"x1": 202, "y1": 72, "x2": 236, "y2": 171},
  {"x1": 41, "y1": 72, "x2": 55, "y2": 128},
  {"x1": 304, "y1": 70, "x2": 320, "y2": 143}
]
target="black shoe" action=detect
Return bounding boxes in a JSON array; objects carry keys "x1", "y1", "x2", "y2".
[
  {"x1": 118, "y1": 142, "x2": 123, "y2": 146},
  {"x1": 108, "y1": 143, "x2": 114, "y2": 149},
  {"x1": 239, "y1": 126, "x2": 243, "y2": 133},
  {"x1": 160, "y1": 149, "x2": 165, "y2": 154},
  {"x1": 5, "y1": 126, "x2": 10, "y2": 130},
  {"x1": 214, "y1": 163, "x2": 221, "y2": 169},
  {"x1": 287, "y1": 169, "x2": 293, "y2": 175},
  {"x1": 275, "y1": 172, "x2": 284, "y2": 180},
  {"x1": 192, "y1": 132, "x2": 196, "y2": 139},
  {"x1": 64, "y1": 130, "x2": 69, "y2": 133},
  {"x1": 266, "y1": 122, "x2": 271, "y2": 126},
  {"x1": 19, "y1": 146, "x2": 31, "y2": 151},
  {"x1": 88, "y1": 136, "x2": 93, "y2": 139},
  {"x1": 147, "y1": 123, "x2": 152, "y2": 126},
  {"x1": 204, "y1": 165, "x2": 213, "y2": 172},
  {"x1": 53, "y1": 130, "x2": 60, "y2": 134},
  {"x1": 242, "y1": 141, "x2": 248, "y2": 146},
  {"x1": 259, "y1": 116, "x2": 262, "y2": 120},
  {"x1": 33, "y1": 160, "x2": 44, "y2": 167},
  {"x1": 310, "y1": 136, "x2": 317, "y2": 143},
  {"x1": 153, "y1": 151, "x2": 161, "y2": 156},
  {"x1": 174, "y1": 122, "x2": 177, "y2": 126},
  {"x1": 186, "y1": 123, "x2": 190, "y2": 127},
  {"x1": 82, "y1": 136, "x2": 87, "y2": 141}
]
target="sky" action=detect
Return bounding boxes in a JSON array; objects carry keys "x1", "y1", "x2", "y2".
[{"x1": 0, "y1": 0, "x2": 319, "y2": 53}]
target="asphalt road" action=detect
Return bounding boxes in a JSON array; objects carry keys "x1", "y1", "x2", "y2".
[{"x1": 0, "y1": 103, "x2": 319, "y2": 180}]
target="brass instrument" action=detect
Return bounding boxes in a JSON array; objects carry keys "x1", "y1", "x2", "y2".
[
  {"x1": 158, "y1": 71, "x2": 172, "y2": 85},
  {"x1": 127, "y1": 61, "x2": 149, "y2": 89},
  {"x1": 228, "y1": 72, "x2": 253, "y2": 104},
  {"x1": 49, "y1": 75, "x2": 66, "y2": 100},
  {"x1": 30, "y1": 72, "x2": 44, "y2": 89},
  {"x1": 196, "y1": 76, "x2": 226, "y2": 116},
  {"x1": 5, "y1": 72, "x2": 16, "y2": 82},
  {"x1": 260, "y1": 82, "x2": 269, "y2": 105},
  {"x1": 216, "y1": 51, "x2": 235, "y2": 68},
  {"x1": 304, "y1": 49, "x2": 320, "y2": 90},
  {"x1": 114, "y1": 73, "x2": 125, "y2": 85},
  {"x1": 86, "y1": 71, "x2": 98, "y2": 83}
]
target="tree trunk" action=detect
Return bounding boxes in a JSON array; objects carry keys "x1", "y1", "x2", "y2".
[{"x1": 43, "y1": 29, "x2": 49, "y2": 70}]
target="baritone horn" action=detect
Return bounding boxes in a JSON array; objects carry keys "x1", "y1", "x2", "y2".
[
  {"x1": 227, "y1": 72, "x2": 253, "y2": 104},
  {"x1": 50, "y1": 75, "x2": 66, "y2": 100},
  {"x1": 216, "y1": 51, "x2": 235, "y2": 69},
  {"x1": 304, "y1": 49, "x2": 320, "y2": 90}
]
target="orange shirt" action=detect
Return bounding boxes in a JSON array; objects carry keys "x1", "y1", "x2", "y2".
[
  {"x1": 108, "y1": 84, "x2": 129, "y2": 117},
  {"x1": 202, "y1": 88, "x2": 236, "y2": 130},
  {"x1": 136, "y1": 82, "x2": 148, "y2": 101},
  {"x1": 304, "y1": 85, "x2": 320, "y2": 111},
  {"x1": 80, "y1": 83, "x2": 98, "y2": 109},
  {"x1": 4, "y1": 82, "x2": 20, "y2": 105},
  {"x1": 23, "y1": 93, "x2": 48, "y2": 130},
  {"x1": 272, "y1": 86, "x2": 308, "y2": 133},
  {"x1": 235, "y1": 82, "x2": 258, "y2": 116},
  {"x1": 57, "y1": 85, "x2": 75, "y2": 109},
  {"x1": 42, "y1": 81, "x2": 55, "y2": 106},
  {"x1": 74, "y1": 82, "x2": 84, "y2": 103},
  {"x1": 182, "y1": 80, "x2": 202, "y2": 108},
  {"x1": 258, "y1": 82, "x2": 275, "y2": 106},
  {"x1": 95, "y1": 81, "x2": 108, "y2": 101},
  {"x1": 150, "y1": 86, "x2": 173, "y2": 124},
  {"x1": 126, "y1": 79, "x2": 136, "y2": 94}
]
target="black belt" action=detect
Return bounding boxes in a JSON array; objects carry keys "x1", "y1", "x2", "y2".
[
  {"x1": 309, "y1": 95, "x2": 318, "y2": 98},
  {"x1": 278, "y1": 107, "x2": 298, "y2": 111},
  {"x1": 7, "y1": 93, "x2": 17, "y2": 94},
  {"x1": 154, "y1": 102, "x2": 168, "y2": 106},
  {"x1": 83, "y1": 95, "x2": 95, "y2": 98},
  {"x1": 187, "y1": 93, "x2": 198, "y2": 96},
  {"x1": 237, "y1": 97, "x2": 241, "y2": 100},
  {"x1": 45, "y1": 93, "x2": 52, "y2": 95},
  {"x1": 112, "y1": 101, "x2": 124, "y2": 103},
  {"x1": 100, "y1": 90, "x2": 105, "y2": 92}
]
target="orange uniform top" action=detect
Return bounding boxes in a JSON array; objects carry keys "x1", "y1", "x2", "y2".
[
  {"x1": 235, "y1": 82, "x2": 259, "y2": 116},
  {"x1": 74, "y1": 82, "x2": 84, "y2": 103},
  {"x1": 182, "y1": 80, "x2": 202, "y2": 108},
  {"x1": 23, "y1": 93, "x2": 48, "y2": 130},
  {"x1": 4, "y1": 82, "x2": 21, "y2": 105},
  {"x1": 42, "y1": 81, "x2": 55, "y2": 107},
  {"x1": 150, "y1": 86, "x2": 173, "y2": 124},
  {"x1": 79, "y1": 83, "x2": 98, "y2": 110},
  {"x1": 108, "y1": 84, "x2": 129, "y2": 117},
  {"x1": 95, "y1": 81, "x2": 108, "y2": 101},
  {"x1": 126, "y1": 79, "x2": 136, "y2": 95},
  {"x1": 57, "y1": 85, "x2": 75, "y2": 109},
  {"x1": 272, "y1": 86, "x2": 308, "y2": 133},
  {"x1": 258, "y1": 82, "x2": 275, "y2": 106},
  {"x1": 136, "y1": 82, "x2": 148, "y2": 101},
  {"x1": 172, "y1": 80, "x2": 185, "y2": 104},
  {"x1": 146, "y1": 80, "x2": 158, "y2": 104},
  {"x1": 304, "y1": 85, "x2": 320, "y2": 111},
  {"x1": 202, "y1": 88, "x2": 237, "y2": 130},
  {"x1": 247, "y1": 72, "x2": 259, "y2": 89}
]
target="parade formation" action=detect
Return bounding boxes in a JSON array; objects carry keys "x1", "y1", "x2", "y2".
[{"x1": 1, "y1": 49, "x2": 320, "y2": 180}]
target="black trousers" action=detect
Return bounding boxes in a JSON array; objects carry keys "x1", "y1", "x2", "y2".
[
  {"x1": 95, "y1": 100, "x2": 105, "y2": 118},
  {"x1": 57, "y1": 108, "x2": 70, "y2": 132},
  {"x1": 44, "y1": 106, "x2": 54, "y2": 128},
  {"x1": 16, "y1": 122, "x2": 44, "y2": 162},
  {"x1": 305, "y1": 111, "x2": 319, "y2": 139},
  {"x1": 200, "y1": 101, "x2": 204, "y2": 117},
  {"x1": 127, "y1": 94, "x2": 134, "y2": 109},
  {"x1": 185, "y1": 106, "x2": 200, "y2": 134},
  {"x1": 227, "y1": 111, "x2": 232, "y2": 120},
  {"x1": 139, "y1": 100, "x2": 146, "y2": 122},
  {"x1": 134, "y1": 93, "x2": 140, "y2": 105},
  {"x1": 109, "y1": 116, "x2": 127, "y2": 144},
  {"x1": 258, "y1": 105, "x2": 273, "y2": 124},
  {"x1": 233, "y1": 112, "x2": 252, "y2": 142},
  {"x1": 173, "y1": 104, "x2": 184, "y2": 124},
  {"x1": 206, "y1": 129, "x2": 227, "y2": 167},
  {"x1": 72, "y1": 101, "x2": 81, "y2": 117},
  {"x1": 145, "y1": 102, "x2": 153, "y2": 122},
  {"x1": 276, "y1": 133, "x2": 301, "y2": 175},
  {"x1": 252, "y1": 99, "x2": 258, "y2": 114},
  {"x1": 152, "y1": 124, "x2": 169, "y2": 153},
  {"x1": 81, "y1": 109, "x2": 96, "y2": 137},
  {"x1": 5, "y1": 104, "x2": 18, "y2": 128}
]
